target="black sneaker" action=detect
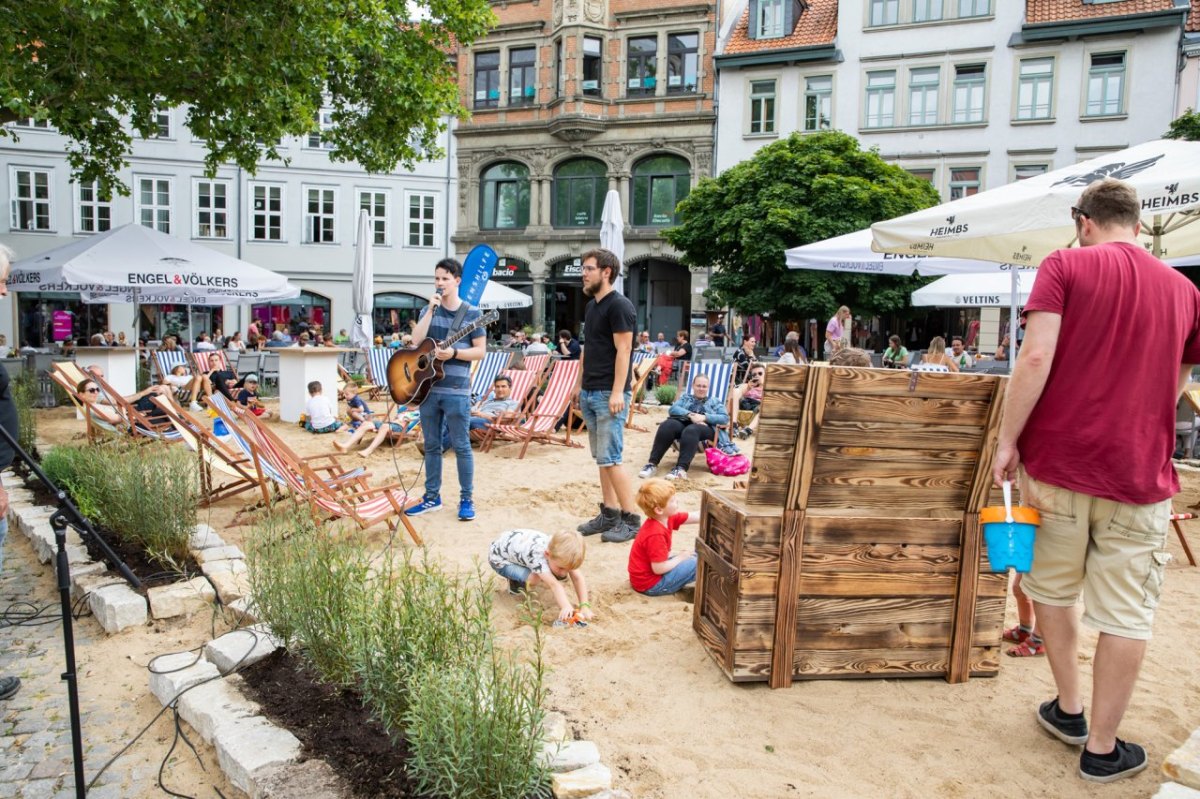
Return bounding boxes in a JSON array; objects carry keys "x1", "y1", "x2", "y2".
[
  {"x1": 1038, "y1": 697, "x2": 1089, "y2": 746},
  {"x1": 507, "y1": 578, "x2": 525, "y2": 596},
  {"x1": 578, "y1": 505, "x2": 619, "y2": 536},
  {"x1": 0, "y1": 676, "x2": 20, "y2": 701},
  {"x1": 1079, "y1": 739, "x2": 1147, "y2": 783},
  {"x1": 601, "y1": 519, "x2": 636, "y2": 544}
]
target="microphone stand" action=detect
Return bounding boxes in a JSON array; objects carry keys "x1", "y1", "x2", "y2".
[{"x1": 0, "y1": 423, "x2": 141, "y2": 799}]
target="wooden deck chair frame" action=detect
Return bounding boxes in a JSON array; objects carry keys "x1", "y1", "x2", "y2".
[
  {"x1": 49, "y1": 366, "x2": 128, "y2": 443},
  {"x1": 190, "y1": 349, "x2": 234, "y2": 378},
  {"x1": 482, "y1": 359, "x2": 583, "y2": 458},
  {"x1": 684, "y1": 361, "x2": 735, "y2": 452},
  {"x1": 150, "y1": 395, "x2": 267, "y2": 506},
  {"x1": 475, "y1": 368, "x2": 542, "y2": 450},
  {"x1": 240, "y1": 413, "x2": 422, "y2": 544},
  {"x1": 625, "y1": 352, "x2": 658, "y2": 433},
  {"x1": 84, "y1": 371, "x2": 181, "y2": 442},
  {"x1": 1170, "y1": 508, "x2": 1197, "y2": 567}
]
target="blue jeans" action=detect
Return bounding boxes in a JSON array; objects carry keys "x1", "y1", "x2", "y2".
[
  {"x1": 579, "y1": 389, "x2": 631, "y2": 466},
  {"x1": 420, "y1": 392, "x2": 473, "y2": 501},
  {"x1": 641, "y1": 554, "x2": 697, "y2": 596},
  {"x1": 490, "y1": 560, "x2": 532, "y2": 585},
  {"x1": 441, "y1": 417, "x2": 490, "y2": 451}
]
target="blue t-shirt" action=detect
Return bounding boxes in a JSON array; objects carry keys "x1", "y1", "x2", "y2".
[
  {"x1": 419, "y1": 303, "x2": 485, "y2": 395},
  {"x1": 346, "y1": 395, "x2": 370, "y2": 416}
]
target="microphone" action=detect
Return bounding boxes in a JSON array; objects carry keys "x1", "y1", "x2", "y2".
[{"x1": 435, "y1": 287, "x2": 444, "y2": 297}]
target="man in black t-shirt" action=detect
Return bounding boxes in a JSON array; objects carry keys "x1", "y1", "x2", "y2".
[{"x1": 574, "y1": 248, "x2": 642, "y2": 543}]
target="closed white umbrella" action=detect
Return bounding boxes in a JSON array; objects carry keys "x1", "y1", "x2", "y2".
[
  {"x1": 599, "y1": 189, "x2": 625, "y2": 293},
  {"x1": 350, "y1": 209, "x2": 375, "y2": 350}
]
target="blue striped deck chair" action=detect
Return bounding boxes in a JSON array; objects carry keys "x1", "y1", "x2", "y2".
[
  {"x1": 470, "y1": 350, "x2": 512, "y2": 404},
  {"x1": 366, "y1": 347, "x2": 393, "y2": 400},
  {"x1": 154, "y1": 349, "x2": 190, "y2": 382},
  {"x1": 684, "y1": 361, "x2": 734, "y2": 449}
]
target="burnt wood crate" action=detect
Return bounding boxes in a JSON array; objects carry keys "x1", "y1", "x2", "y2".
[{"x1": 693, "y1": 363, "x2": 1009, "y2": 687}]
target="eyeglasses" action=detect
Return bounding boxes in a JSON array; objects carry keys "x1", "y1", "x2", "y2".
[
  {"x1": 1071, "y1": 206, "x2": 1091, "y2": 222},
  {"x1": 84, "y1": 388, "x2": 100, "y2": 394},
  {"x1": 580, "y1": 264, "x2": 601, "y2": 273}
]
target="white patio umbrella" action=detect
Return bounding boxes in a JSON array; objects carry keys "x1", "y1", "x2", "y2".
[
  {"x1": 479, "y1": 281, "x2": 533, "y2": 310},
  {"x1": 599, "y1": 189, "x2": 625, "y2": 293},
  {"x1": 350, "y1": 209, "x2": 375, "y2": 350},
  {"x1": 786, "y1": 228, "x2": 1025, "y2": 275},
  {"x1": 911, "y1": 272, "x2": 1039, "y2": 307}
]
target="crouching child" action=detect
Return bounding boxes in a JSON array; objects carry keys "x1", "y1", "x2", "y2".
[{"x1": 489, "y1": 529, "x2": 593, "y2": 623}]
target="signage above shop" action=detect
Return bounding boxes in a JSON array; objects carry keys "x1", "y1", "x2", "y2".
[
  {"x1": 555, "y1": 258, "x2": 583, "y2": 279},
  {"x1": 492, "y1": 257, "x2": 530, "y2": 280}
]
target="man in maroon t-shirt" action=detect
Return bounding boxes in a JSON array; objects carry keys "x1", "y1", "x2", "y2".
[{"x1": 994, "y1": 178, "x2": 1200, "y2": 783}]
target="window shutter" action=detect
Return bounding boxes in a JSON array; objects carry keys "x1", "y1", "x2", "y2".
[{"x1": 747, "y1": 0, "x2": 760, "y2": 39}]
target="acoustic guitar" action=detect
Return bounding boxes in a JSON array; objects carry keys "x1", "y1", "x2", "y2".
[{"x1": 386, "y1": 309, "x2": 500, "y2": 406}]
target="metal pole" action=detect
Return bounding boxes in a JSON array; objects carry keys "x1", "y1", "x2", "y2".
[
  {"x1": 1009, "y1": 268, "x2": 1019, "y2": 373},
  {"x1": 50, "y1": 513, "x2": 87, "y2": 799}
]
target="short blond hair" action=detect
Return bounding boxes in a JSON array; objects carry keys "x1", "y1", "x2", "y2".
[
  {"x1": 548, "y1": 531, "x2": 585, "y2": 571},
  {"x1": 637, "y1": 478, "x2": 675, "y2": 518}
]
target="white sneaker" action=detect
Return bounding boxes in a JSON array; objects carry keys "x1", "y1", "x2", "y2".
[
  {"x1": 189, "y1": 402, "x2": 203, "y2": 412},
  {"x1": 638, "y1": 463, "x2": 656, "y2": 479},
  {"x1": 666, "y1": 467, "x2": 687, "y2": 480}
]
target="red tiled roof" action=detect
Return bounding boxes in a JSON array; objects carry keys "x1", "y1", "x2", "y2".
[
  {"x1": 1190, "y1": 0, "x2": 1199, "y2": 32},
  {"x1": 723, "y1": 0, "x2": 837, "y2": 55},
  {"x1": 1026, "y1": 0, "x2": 1176, "y2": 25}
]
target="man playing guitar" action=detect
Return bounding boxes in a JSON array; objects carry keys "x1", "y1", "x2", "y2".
[{"x1": 405, "y1": 258, "x2": 487, "y2": 521}]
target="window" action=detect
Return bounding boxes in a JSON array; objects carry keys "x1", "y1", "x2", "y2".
[
  {"x1": 555, "y1": 40, "x2": 564, "y2": 99},
  {"x1": 908, "y1": 68, "x2": 940, "y2": 126},
  {"x1": 749, "y1": 79, "x2": 777, "y2": 135},
  {"x1": 913, "y1": 0, "x2": 943, "y2": 22},
  {"x1": 77, "y1": 181, "x2": 111, "y2": 234},
  {"x1": 250, "y1": 184, "x2": 284, "y2": 241},
  {"x1": 627, "y1": 37, "x2": 657, "y2": 96},
  {"x1": 949, "y1": 167, "x2": 980, "y2": 200},
  {"x1": 475, "y1": 52, "x2": 501, "y2": 108},
  {"x1": 956, "y1": 0, "x2": 989, "y2": 17},
  {"x1": 509, "y1": 47, "x2": 537, "y2": 106},
  {"x1": 307, "y1": 109, "x2": 335, "y2": 150},
  {"x1": 583, "y1": 37, "x2": 603, "y2": 97},
  {"x1": 11, "y1": 118, "x2": 51, "y2": 129},
  {"x1": 804, "y1": 76, "x2": 833, "y2": 131},
  {"x1": 136, "y1": 177, "x2": 171, "y2": 233},
  {"x1": 865, "y1": 70, "x2": 896, "y2": 128},
  {"x1": 359, "y1": 190, "x2": 389, "y2": 245},
  {"x1": 952, "y1": 63, "x2": 986, "y2": 123},
  {"x1": 9, "y1": 168, "x2": 52, "y2": 231},
  {"x1": 668, "y1": 33, "x2": 699, "y2": 94},
  {"x1": 480, "y1": 162, "x2": 530, "y2": 229},
  {"x1": 757, "y1": 0, "x2": 786, "y2": 38},
  {"x1": 194, "y1": 180, "x2": 230, "y2": 239},
  {"x1": 631, "y1": 155, "x2": 690, "y2": 227},
  {"x1": 407, "y1": 193, "x2": 436, "y2": 247},
  {"x1": 553, "y1": 159, "x2": 606, "y2": 228},
  {"x1": 149, "y1": 108, "x2": 171, "y2": 139},
  {"x1": 304, "y1": 187, "x2": 337, "y2": 243},
  {"x1": 1014, "y1": 164, "x2": 1047, "y2": 181},
  {"x1": 1086, "y1": 52, "x2": 1125, "y2": 116},
  {"x1": 906, "y1": 168, "x2": 936, "y2": 183},
  {"x1": 1016, "y1": 58, "x2": 1054, "y2": 120},
  {"x1": 868, "y1": 0, "x2": 899, "y2": 26}
]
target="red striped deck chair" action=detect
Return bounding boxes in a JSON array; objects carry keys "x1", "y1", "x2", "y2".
[
  {"x1": 150, "y1": 395, "x2": 265, "y2": 506},
  {"x1": 482, "y1": 359, "x2": 582, "y2": 458},
  {"x1": 241, "y1": 414, "x2": 421, "y2": 544},
  {"x1": 474, "y1": 367, "x2": 541, "y2": 448},
  {"x1": 87, "y1": 372, "x2": 182, "y2": 443},
  {"x1": 1170, "y1": 508, "x2": 1196, "y2": 567},
  {"x1": 49, "y1": 365, "x2": 128, "y2": 443},
  {"x1": 191, "y1": 349, "x2": 233, "y2": 377},
  {"x1": 626, "y1": 351, "x2": 658, "y2": 432},
  {"x1": 519, "y1": 353, "x2": 550, "y2": 381}
]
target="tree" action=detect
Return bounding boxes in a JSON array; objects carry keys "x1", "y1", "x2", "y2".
[
  {"x1": 1165, "y1": 108, "x2": 1200, "y2": 141},
  {"x1": 664, "y1": 131, "x2": 941, "y2": 322},
  {"x1": 1, "y1": 1, "x2": 496, "y2": 198}
]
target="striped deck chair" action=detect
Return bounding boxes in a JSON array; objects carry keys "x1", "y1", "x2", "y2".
[
  {"x1": 365, "y1": 347, "x2": 393, "y2": 400},
  {"x1": 154, "y1": 349, "x2": 191, "y2": 382},
  {"x1": 191, "y1": 349, "x2": 232, "y2": 377},
  {"x1": 684, "y1": 360, "x2": 735, "y2": 449},
  {"x1": 626, "y1": 351, "x2": 658, "y2": 432},
  {"x1": 473, "y1": 367, "x2": 543, "y2": 451},
  {"x1": 470, "y1": 350, "x2": 512, "y2": 403},
  {"x1": 482, "y1": 359, "x2": 582, "y2": 459},
  {"x1": 240, "y1": 413, "x2": 421, "y2": 544},
  {"x1": 49, "y1": 365, "x2": 128, "y2": 443},
  {"x1": 150, "y1": 396, "x2": 265, "y2": 506},
  {"x1": 86, "y1": 372, "x2": 182, "y2": 442},
  {"x1": 519, "y1": 353, "x2": 550, "y2": 380},
  {"x1": 1170, "y1": 508, "x2": 1197, "y2": 567}
]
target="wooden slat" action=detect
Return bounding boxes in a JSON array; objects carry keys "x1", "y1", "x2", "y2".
[
  {"x1": 819, "y1": 421, "x2": 985, "y2": 450},
  {"x1": 807, "y1": 484, "x2": 968, "y2": 511},
  {"x1": 949, "y1": 512, "x2": 985, "y2": 683},
  {"x1": 804, "y1": 516, "x2": 962, "y2": 546},
  {"x1": 793, "y1": 646, "x2": 999, "y2": 679},
  {"x1": 823, "y1": 394, "x2": 993, "y2": 426},
  {"x1": 801, "y1": 543, "x2": 963, "y2": 574},
  {"x1": 694, "y1": 616, "x2": 731, "y2": 676},
  {"x1": 816, "y1": 445, "x2": 979, "y2": 464},
  {"x1": 796, "y1": 572, "x2": 960, "y2": 597},
  {"x1": 827, "y1": 367, "x2": 998, "y2": 400},
  {"x1": 787, "y1": 364, "x2": 831, "y2": 511},
  {"x1": 695, "y1": 536, "x2": 736, "y2": 582},
  {"x1": 769, "y1": 509, "x2": 805, "y2": 688},
  {"x1": 761, "y1": 363, "x2": 810, "y2": 393},
  {"x1": 810, "y1": 460, "x2": 975, "y2": 489}
]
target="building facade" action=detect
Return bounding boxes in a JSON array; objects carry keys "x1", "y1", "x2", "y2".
[
  {"x1": 451, "y1": 0, "x2": 719, "y2": 340},
  {"x1": 0, "y1": 110, "x2": 458, "y2": 347}
]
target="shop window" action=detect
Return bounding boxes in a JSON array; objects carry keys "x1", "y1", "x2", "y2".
[
  {"x1": 251, "y1": 290, "x2": 331, "y2": 338},
  {"x1": 372, "y1": 292, "x2": 426, "y2": 335},
  {"x1": 480, "y1": 162, "x2": 530, "y2": 230},
  {"x1": 10, "y1": 168, "x2": 53, "y2": 231},
  {"x1": 631, "y1": 155, "x2": 690, "y2": 227},
  {"x1": 553, "y1": 159, "x2": 606, "y2": 228}
]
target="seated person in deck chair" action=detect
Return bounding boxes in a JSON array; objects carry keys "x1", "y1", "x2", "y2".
[
  {"x1": 76, "y1": 378, "x2": 175, "y2": 426},
  {"x1": 235, "y1": 374, "x2": 272, "y2": 419},
  {"x1": 636, "y1": 373, "x2": 728, "y2": 481},
  {"x1": 440, "y1": 374, "x2": 521, "y2": 451},
  {"x1": 163, "y1": 363, "x2": 204, "y2": 412},
  {"x1": 731, "y1": 364, "x2": 765, "y2": 440}
]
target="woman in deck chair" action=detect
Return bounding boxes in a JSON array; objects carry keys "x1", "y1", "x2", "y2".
[
  {"x1": 636, "y1": 373, "x2": 728, "y2": 481},
  {"x1": 76, "y1": 377, "x2": 176, "y2": 426},
  {"x1": 731, "y1": 364, "x2": 765, "y2": 439}
]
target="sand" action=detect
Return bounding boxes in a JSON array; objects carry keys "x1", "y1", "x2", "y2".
[{"x1": 31, "y1": 396, "x2": 1200, "y2": 799}]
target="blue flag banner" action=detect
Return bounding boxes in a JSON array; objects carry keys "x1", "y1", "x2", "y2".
[{"x1": 461, "y1": 244, "x2": 498, "y2": 307}]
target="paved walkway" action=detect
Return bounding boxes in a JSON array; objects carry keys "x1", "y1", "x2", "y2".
[{"x1": 0, "y1": 531, "x2": 142, "y2": 799}]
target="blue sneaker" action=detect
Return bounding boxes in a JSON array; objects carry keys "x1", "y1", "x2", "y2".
[
  {"x1": 405, "y1": 496, "x2": 442, "y2": 516},
  {"x1": 458, "y1": 498, "x2": 476, "y2": 521}
]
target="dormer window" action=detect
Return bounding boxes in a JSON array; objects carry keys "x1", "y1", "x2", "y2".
[{"x1": 748, "y1": 0, "x2": 809, "y2": 40}]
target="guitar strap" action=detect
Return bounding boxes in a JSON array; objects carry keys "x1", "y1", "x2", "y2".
[{"x1": 447, "y1": 301, "x2": 474, "y2": 343}]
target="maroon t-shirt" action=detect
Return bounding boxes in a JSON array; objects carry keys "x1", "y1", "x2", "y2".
[{"x1": 1020, "y1": 241, "x2": 1200, "y2": 504}]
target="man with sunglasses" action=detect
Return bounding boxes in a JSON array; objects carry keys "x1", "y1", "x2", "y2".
[{"x1": 993, "y1": 179, "x2": 1200, "y2": 784}]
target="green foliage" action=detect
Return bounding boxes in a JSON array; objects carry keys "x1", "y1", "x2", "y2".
[
  {"x1": 664, "y1": 131, "x2": 941, "y2": 321},
  {"x1": 654, "y1": 384, "x2": 678, "y2": 406},
  {"x1": 39, "y1": 442, "x2": 199, "y2": 567},
  {"x1": 247, "y1": 513, "x2": 549, "y2": 798},
  {"x1": 1165, "y1": 108, "x2": 1200, "y2": 141},
  {"x1": 12, "y1": 376, "x2": 38, "y2": 459},
  {"x1": 2, "y1": 1, "x2": 497, "y2": 198}
]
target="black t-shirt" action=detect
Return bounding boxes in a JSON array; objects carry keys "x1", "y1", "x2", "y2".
[
  {"x1": 711, "y1": 323, "x2": 726, "y2": 346},
  {"x1": 582, "y1": 292, "x2": 637, "y2": 392},
  {"x1": 675, "y1": 342, "x2": 693, "y2": 361},
  {"x1": 560, "y1": 338, "x2": 581, "y2": 360},
  {"x1": 0, "y1": 364, "x2": 18, "y2": 470}
]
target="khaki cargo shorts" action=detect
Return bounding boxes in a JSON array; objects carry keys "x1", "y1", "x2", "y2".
[{"x1": 1019, "y1": 473, "x2": 1172, "y2": 640}]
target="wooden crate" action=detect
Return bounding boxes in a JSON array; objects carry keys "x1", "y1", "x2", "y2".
[{"x1": 693, "y1": 363, "x2": 1009, "y2": 687}]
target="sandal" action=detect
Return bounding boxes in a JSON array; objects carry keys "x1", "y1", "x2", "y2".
[
  {"x1": 1002, "y1": 625, "x2": 1031, "y2": 644},
  {"x1": 1007, "y1": 638, "x2": 1045, "y2": 657}
]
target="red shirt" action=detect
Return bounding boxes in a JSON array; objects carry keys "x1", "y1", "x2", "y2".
[
  {"x1": 1020, "y1": 241, "x2": 1200, "y2": 504},
  {"x1": 628, "y1": 512, "x2": 690, "y2": 592}
]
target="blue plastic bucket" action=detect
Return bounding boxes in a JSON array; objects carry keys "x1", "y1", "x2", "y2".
[{"x1": 981, "y1": 519, "x2": 1037, "y2": 573}]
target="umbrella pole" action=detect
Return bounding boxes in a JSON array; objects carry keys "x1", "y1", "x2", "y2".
[
  {"x1": 1009, "y1": 269, "x2": 1019, "y2": 374},
  {"x1": 1152, "y1": 213, "x2": 1163, "y2": 259}
]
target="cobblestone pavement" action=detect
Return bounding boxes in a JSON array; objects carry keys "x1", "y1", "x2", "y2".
[{"x1": 1, "y1": 530, "x2": 234, "y2": 799}]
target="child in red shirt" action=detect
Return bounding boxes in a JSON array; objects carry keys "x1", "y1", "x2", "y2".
[{"x1": 628, "y1": 479, "x2": 698, "y2": 596}]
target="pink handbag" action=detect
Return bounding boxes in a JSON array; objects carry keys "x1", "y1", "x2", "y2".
[{"x1": 705, "y1": 447, "x2": 750, "y2": 477}]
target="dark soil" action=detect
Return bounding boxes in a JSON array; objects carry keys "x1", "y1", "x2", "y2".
[
  {"x1": 239, "y1": 648, "x2": 425, "y2": 799},
  {"x1": 17, "y1": 470, "x2": 200, "y2": 590}
]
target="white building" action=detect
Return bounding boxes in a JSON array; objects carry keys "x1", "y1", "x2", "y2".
[
  {"x1": 716, "y1": 0, "x2": 1191, "y2": 195},
  {"x1": 1, "y1": 108, "x2": 457, "y2": 347}
]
